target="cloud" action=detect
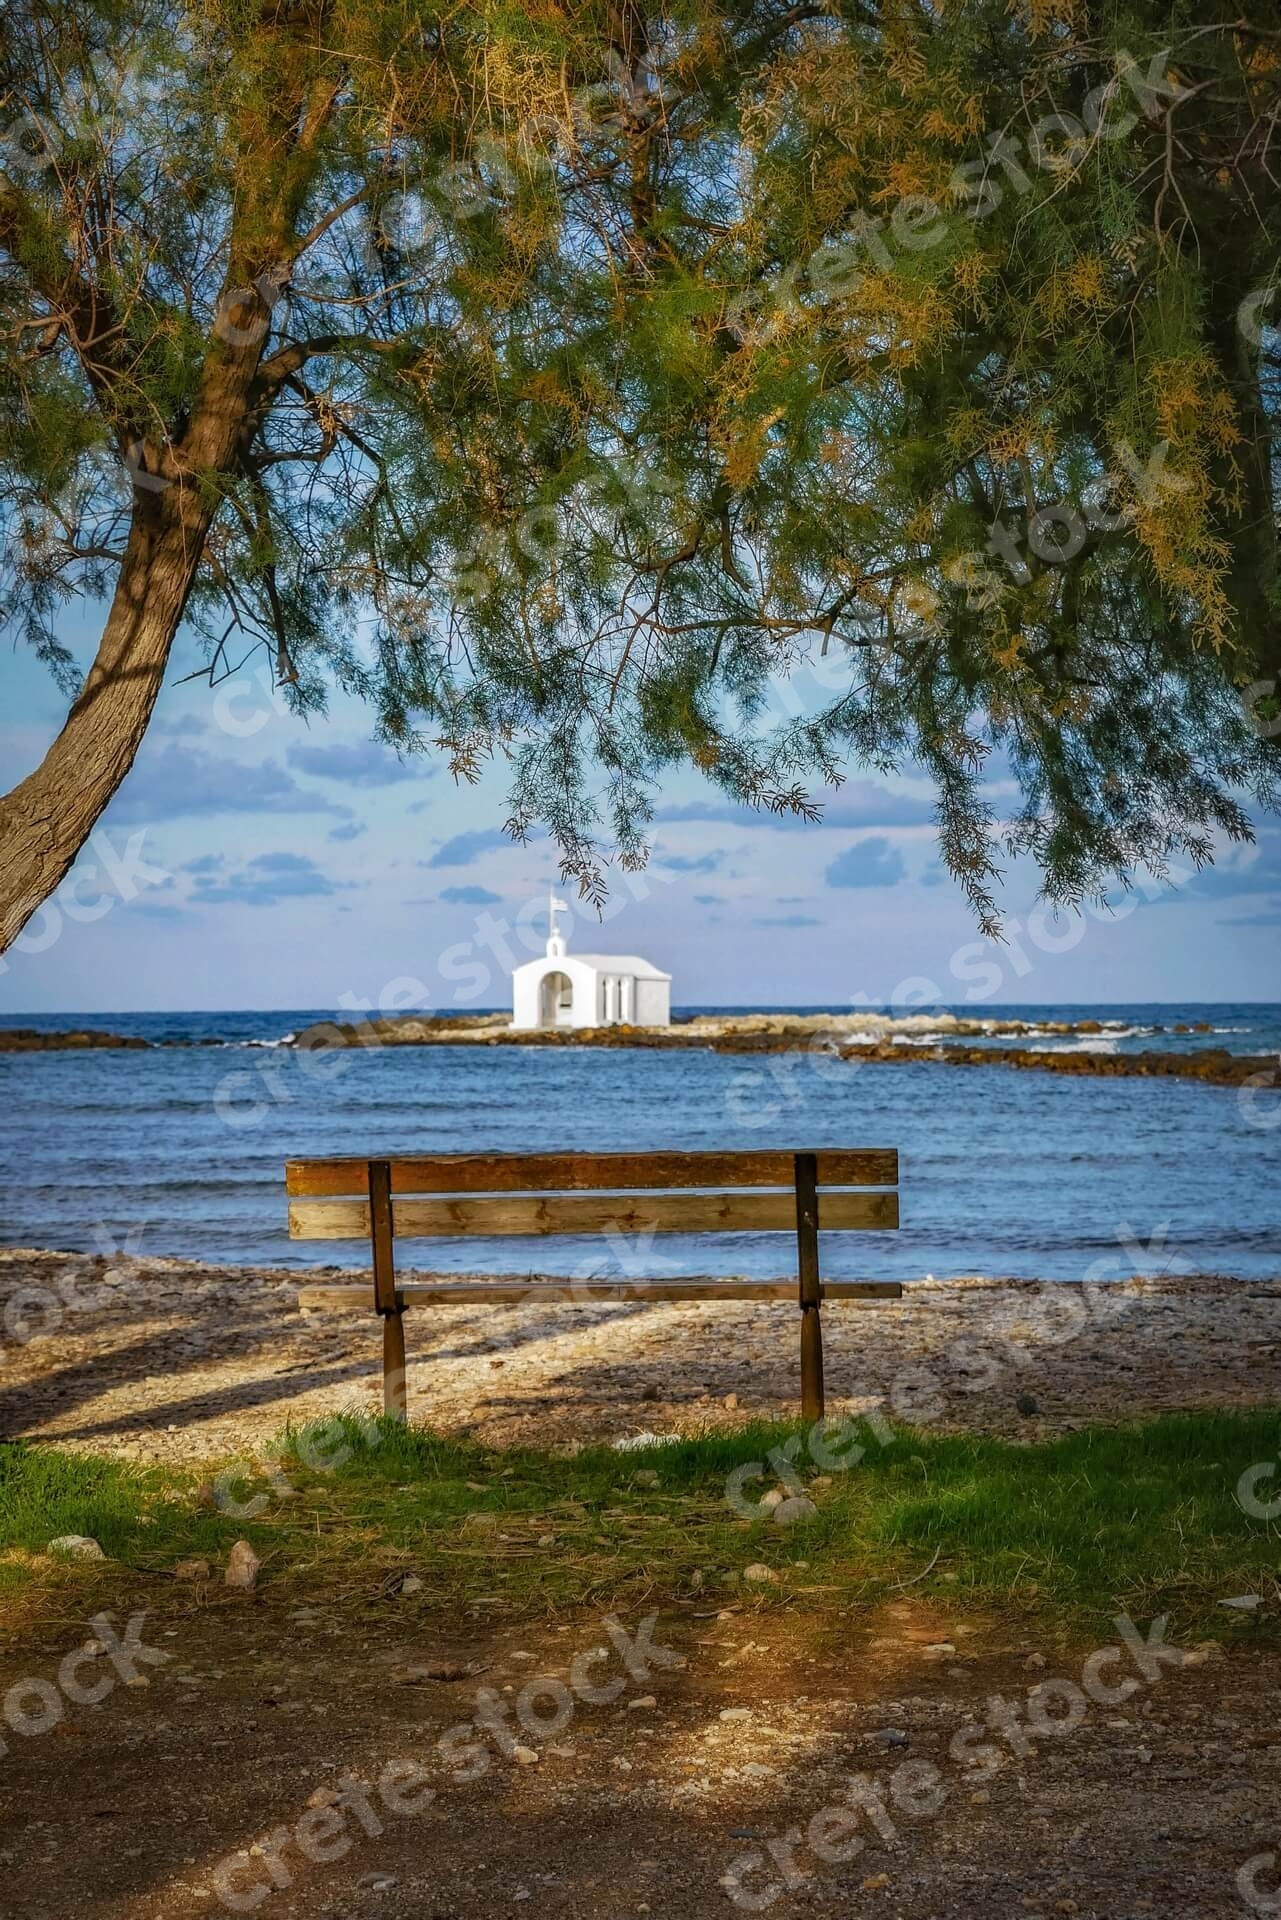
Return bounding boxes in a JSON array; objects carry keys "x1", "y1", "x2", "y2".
[
  {"x1": 188, "y1": 851, "x2": 348, "y2": 908},
  {"x1": 655, "y1": 780, "x2": 934, "y2": 833},
  {"x1": 825, "y1": 837, "x2": 907, "y2": 889},
  {"x1": 693, "y1": 893, "x2": 724, "y2": 905},
  {"x1": 425, "y1": 827, "x2": 513, "y2": 868},
  {"x1": 106, "y1": 743, "x2": 353, "y2": 823},
  {"x1": 153, "y1": 711, "x2": 208, "y2": 738},
  {"x1": 655, "y1": 852, "x2": 723, "y2": 875},
  {"x1": 128, "y1": 901, "x2": 189, "y2": 922},
  {"x1": 756, "y1": 913, "x2": 821, "y2": 927},
  {"x1": 288, "y1": 740, "x2": 431, "y2": 788},
  {"x1": 920, "y1": 862, "x2": 947, "y2": 889},
  {"x1": 184, "y1": 854, "x2": 225, "y2": 875},
  {"x1": 1218, "y1": 907, "x2": 1281, "y2": 927},
  {"x1": 327, "y1": 821, "x2": 367, "y2": 843},
  {"x1": 439, "y1": 885, "x2": 503, "y2": 905},
  {"x1": 1153, "y1": 833, "x2": 1281, "y2": 906}
]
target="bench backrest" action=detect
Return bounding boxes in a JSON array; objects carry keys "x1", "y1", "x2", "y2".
[{"x1": 287, "y1": 1149, "x2": 899, "y2": 1243}]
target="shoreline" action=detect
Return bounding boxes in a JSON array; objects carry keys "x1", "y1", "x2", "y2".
[
  {"x1": 3, "y1": 1248, "x2": 1277, "y2": 1465},
  {"x1": 2, "y1": 1009, "x2": 1275, "y2": 1091}
]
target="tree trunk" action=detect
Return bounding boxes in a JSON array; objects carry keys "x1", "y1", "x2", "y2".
[{"x1": 0, "y1": 473, "x2": 214, "y2": 951}]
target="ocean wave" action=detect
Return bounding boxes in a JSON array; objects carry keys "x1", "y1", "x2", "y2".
[{"x1": 1026, "y1": 1037, "x2": 1120, "y2": 1054}]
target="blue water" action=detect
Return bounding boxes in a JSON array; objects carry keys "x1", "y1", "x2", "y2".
[{"x1": 0, "y1": 1004, "x2": 1277, "y2": 1282}]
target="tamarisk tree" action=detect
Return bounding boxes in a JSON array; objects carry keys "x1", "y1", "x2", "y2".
[{"x1": 0, "y1": 0, "x2": 1277, "y2": 946}]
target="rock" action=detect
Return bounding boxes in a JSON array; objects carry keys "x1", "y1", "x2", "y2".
[
  {"x1": 1219, "y1": 1594, "x2": 1263, "y2": 1610},
  {"x1": 173, "y1": 1558, "x2": 211, "y2": 1581},
  {"x1": 48, "y1": 1535, "x2": 105, "y2": 1559},
  {"x1": 629, "y1": 1695, "x2": 657, "y2": 1710},
  {"x1": 862, "y1": 1873, "x2": 890, "y2": 1890},
  {"x1": 399, "y1": 1574, "x2": 424, "y2": 1595},
  {"x1": 537, "y1": 1534, "x2": 555, "y2": 1549},
  {"x1": 224, "y1": 1541, "x2": 260, "y2": 1590},
  {"x1": 724, "y1": 1393, "x2": 740, "y2": 1410},
  {"x1": 358, "y1": 1872, "x2": 397, "y2": 1891},
  {"x1": 393, "y1": 1660, "x2": 482, "y2": 1683},
  {"x1": 743, "y1": 1563, "x2": 778, "y2": 1584},
  {"x1": 720, "y1": 1708, "x2": 753, "y2": 1721},
  {"x1": 872, "y1": 1728, "x2": 909, "y2": 1748},
  {"x1": 512, "y1": 1745, "x2": 539, "y2": 1765},
  {"x1": 307, "y1": 1786, "x2": 342, "y2": 1808},
  {"x1": 1015, "y1": 1393, "x2": 1040, "y2": 1417},
  {"x1": 772, "y1": 1495, "x2": 817, "y2": 1527},
  {"x1": 1024, "y1": 1652, "x2": 1047, "y2": 1672},
  {"x1": 760, "y1": 1488, "x2": 785, "y2": 1510},
  {"x1": 633, "y1": 1470, "x2": 660, "y2": 1489}
]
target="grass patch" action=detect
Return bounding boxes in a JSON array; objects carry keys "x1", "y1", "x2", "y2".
[{"x1": 3, "y1": 1408, "x2": 1280, "y2": 1640}]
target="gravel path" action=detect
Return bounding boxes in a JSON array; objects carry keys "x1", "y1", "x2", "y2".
[{"x1": 3, "y1": 1249, "x2": 1279, "y2": 1463}]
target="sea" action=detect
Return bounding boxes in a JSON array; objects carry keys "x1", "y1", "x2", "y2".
[{"x1": 0, "y1": 1004, "x2": 1277, "y2": 1284}]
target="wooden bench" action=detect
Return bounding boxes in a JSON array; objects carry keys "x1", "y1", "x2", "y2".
[{"x1": 285, "y1": 1149, "x2": 902, "y2": 1424}]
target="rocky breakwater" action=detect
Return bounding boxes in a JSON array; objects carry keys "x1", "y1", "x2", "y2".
[
  {"x1": 285, "y1": 1008, "x2": 1269, "y2": 1093},
  {"x1": 0, "y1": 1026, "x2": 150, "y2": 1051},
  {"x1": 839, "y1": 1038, "x2": 1277, "y2": 1090}
]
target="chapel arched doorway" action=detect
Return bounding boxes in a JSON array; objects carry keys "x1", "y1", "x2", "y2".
[{"x1": 540, "y1": 970, "x2": 574, "y2": 1027}]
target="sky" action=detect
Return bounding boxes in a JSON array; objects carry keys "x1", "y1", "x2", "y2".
[{"x1": 2, "y1": 615, "x2": 1279, "y2": 1013}]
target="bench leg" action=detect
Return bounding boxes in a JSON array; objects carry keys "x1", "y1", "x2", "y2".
[
  {"x1": 794, "y1": 1151, "x2": 825, "y2": 1422},
  {"x1": 383, "y1": 1310, "x2": 408, "y2": 1423},
  {"x1": 800, "y1": 1302, "x2": 824, "y2": 1423}
]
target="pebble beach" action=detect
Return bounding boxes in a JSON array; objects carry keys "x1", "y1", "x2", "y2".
[{"x1": 3, "y1": 1247, "x2": 1277, "y2": 1465}]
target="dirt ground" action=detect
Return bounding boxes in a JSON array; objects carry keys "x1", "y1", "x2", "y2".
[
  {"x1": 1, "y1": 1583, "x2": 1274, "y2": 1920},
  {"x1": 5, "y1": 1250, "x2": 1281, "y2": 1916},
  {"x1": 1, "y1": 1248, "x2": 1279, "y2": 1462}
]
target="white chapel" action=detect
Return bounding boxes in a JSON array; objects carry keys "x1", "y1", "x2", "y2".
[{"x1": 511, "y1": 893, "x2": 672, "y2": 1031}]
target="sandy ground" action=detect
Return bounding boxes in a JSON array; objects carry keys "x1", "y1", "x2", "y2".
[{"x1": 2, "y1": 1248, "x2": 1279, "y2": 1463}]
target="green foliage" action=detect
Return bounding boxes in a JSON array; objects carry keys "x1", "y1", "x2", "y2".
[{"x1": 1, "y1": 1, "x2": 1278, "y2": 919}]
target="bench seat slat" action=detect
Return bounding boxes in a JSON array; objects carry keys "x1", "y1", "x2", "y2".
[
  {"x1": 286, "y1": 1148, "x2": 898, "y2": 1198},
  {"x1": 289, "y1": 1189, "x2": 899, "y2": 1241},
  {"x1": 297, "y1": 1279, "x2": 904, "y2": 1308}
]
